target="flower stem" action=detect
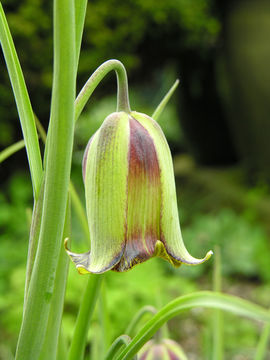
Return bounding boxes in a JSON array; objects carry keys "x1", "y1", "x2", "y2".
[
  {"x1": 212, "y1": 246, "x2": 223, "y2": 360},
  {"x1": 67, "y1": 274, "x2": 103, "y2": 360},
  {"x1": 75, "y1": 59, "x2": 131, "y2": 120}
]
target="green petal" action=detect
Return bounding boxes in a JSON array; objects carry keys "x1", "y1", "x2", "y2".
[
  {"x1": 131, "y1": 111, "x2": 212, "y2": 266},
  {"x1": 85, "y1": 112, "x2": 130, "y2": 273},
  {"x1": 68, "y1": 112, "x2": 130, "y2": 273}
]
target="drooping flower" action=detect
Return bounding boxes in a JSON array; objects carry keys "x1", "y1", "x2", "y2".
[
  {"x1": 65, "y1": 111, "x2": 212, "y2": 273},
  {"x1": 138, "y1": 339, "x2": 187, "y2": 360}
]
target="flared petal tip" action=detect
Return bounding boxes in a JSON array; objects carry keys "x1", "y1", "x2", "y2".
[
  {"x1": 64, "y1": 238, "x2": 91, "y2": 275},
  {"x1": 179, "y1": 249, "x2": 214, "y2": 266},
  {"x1": 64, "y1": 238, "x2": 124, "y2": 274},
  {"x1": 205, "y1": 250, "x2": 214, "y2": 261},
  {"x1": 154, "y1": 240, "x2": 213, "y2": 268}
]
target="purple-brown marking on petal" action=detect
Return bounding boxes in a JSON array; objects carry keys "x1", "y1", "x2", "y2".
[
  {"x1": 139, "y1": 350, "x2": 150, "y2": 360},
  {"x1": 167, "y1": 349, "x2": 180, "y2": 360},
  {"x1": 128, "y1": 116, "x2": 160, "y2": 180},
  {"x1": 115, "y1": 116, "x2": 161, "y2": 272}
]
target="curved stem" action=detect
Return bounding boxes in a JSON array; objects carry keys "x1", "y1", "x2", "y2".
[
  {"x1": 116, "y1": 291, "x2": 270, "y2": 360},
  {"x1": 75, "y1": 59, "x2": 131, "y2": 120},
  {"x1": 125, "y1": 306, "x2": 157, "y2": 337},
  {"x1": 67, "y1": 274, "x2": 103, "y2": 360},
  {"x1": 104, "y1": 335, "x2": 137, "y2": 360}
]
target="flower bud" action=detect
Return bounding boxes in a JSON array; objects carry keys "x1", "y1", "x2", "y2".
[
  {"x1": 138, "y1": 339, "x2": 187, "y2": 360},
  {"x1": 65, "y1": 111, "x2": 212, "y2": 273}
]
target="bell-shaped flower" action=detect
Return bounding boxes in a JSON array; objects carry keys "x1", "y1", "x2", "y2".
[
  {"x1": 138, "y1": 339, "x2": 187, "y2": 360},
  {"x1": 65, "y1": 111, "x2": 212, "y2": 273}
]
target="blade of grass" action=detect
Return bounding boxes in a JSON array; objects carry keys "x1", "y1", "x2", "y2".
[
  {"x1": 15, "y1": 0, "x2": 76, "y2": 358},
  {"x1": 0, "y1": 3, "x2": 43, "y2": 199},
  {"x1": 74, "y1": 0, "x2": 88, "y2": 67},
  {"x1": 254, "y1": 321, "x2": 270, "y2": 360},
  {"x1": 104, "y1": 336, "x2": 134, "y2": 360},
  {"x1": 116, "y1": 291, "x2": 270, "y2": 360},
  {"x1": 0, "y1": 139, "x2": 25, "y2": 163},
  {"x1": 151, "y1": 79, "x2": 179, "y2": 121},
  {"x1": 125, "y1": 306, "x2": 157, "y2": 337},
  {"x1": 23, "y1": 177, "x2": 44, "y2": 307},
  {"x1": 212, "y1": 246, "x2": 224, "y2": 360}
]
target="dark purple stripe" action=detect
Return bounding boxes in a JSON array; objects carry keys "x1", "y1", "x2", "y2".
[{"x1": 128, "y1": 116, "x2": 160, "y2": 180}]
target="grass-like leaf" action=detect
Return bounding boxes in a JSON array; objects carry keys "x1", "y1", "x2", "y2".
[
  {"x1": 116, "y1": 291, "x2": 270, "y2": 360},
  {"x1": 0, "y1": 3, "x2": 42, "y2": 198},
  {"x1": 254, "y1": 321, "x2": 270, "y2": 360},
  {"x1": 152, "y1": 79, "x2": 179, "y2": 121},
  {"x1": 0, "y1": 139, "x2": 25, "y2": 163}
]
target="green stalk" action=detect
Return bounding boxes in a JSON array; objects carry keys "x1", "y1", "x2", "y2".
[
  {"x1": 152, "y1": 79, "x2": 179, "y2": 121},
  {"x1": 98, "y1": 280, "x2": 111, "y2": 356},
  {"x1": 0, "y1": 139, "x2": 25, "y2": 163},
  {"x1": 68, "y1": 274, "x2": 103, "y2": 360},
  {"x1": 116, "y1": 291, "x2": 270, "y2": 360},
  {"x1": 39, "y1": 199, "x2": 71, "y2": 360},
  {"x1": 15, "y1": 0, "x2": 76, "y2": 358},
  {"x1": 254, "y1": 321, "x2": 270, "y2": 359},
  {"x1": 0, "y1": 3, "x2": 43, "y2": 199},
  {"x1": 57, "y1": 329, "x2": 68, "y2": 360},
  {"x1": 75, "y1": 59, "x2": 131, "y2": 120},
  {"x1": 212, "y1": 246, "x2": 224, "y2": 360}
]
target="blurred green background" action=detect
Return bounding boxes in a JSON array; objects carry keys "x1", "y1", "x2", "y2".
[{"x1": 1, "y1": 0, "x2": 270, "y2": 359}]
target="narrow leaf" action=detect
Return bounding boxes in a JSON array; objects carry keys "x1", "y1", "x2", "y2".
[
  {"x1": 0, "y1": 139, "x2": 25, "y2": 163},
  {"x1": 0, "y1": 3, "x2": 43, "y2": 198},
  {"x1": 15, "y1": 0, "x2": 76, "y2": 358},
  {"x1": 152, "y1": 79, "x2": 179, "y2": 121},
  {"x1": 255, "y1": 321, "x2": 270, "y2": 360},
  {"x1": 116, "y1": 291, "x2": 270, "y2": 360},
  {"x1": 74, "y1": 0, "x2": 88, "y2": 67}
]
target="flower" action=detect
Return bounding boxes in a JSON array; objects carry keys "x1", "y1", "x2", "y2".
[
  {"x1": 138, "y1": 339, "x2": 187, "y2": 360},
  {"x1": 65, "y1": 111, "x2": 212, "y2": 273}
]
